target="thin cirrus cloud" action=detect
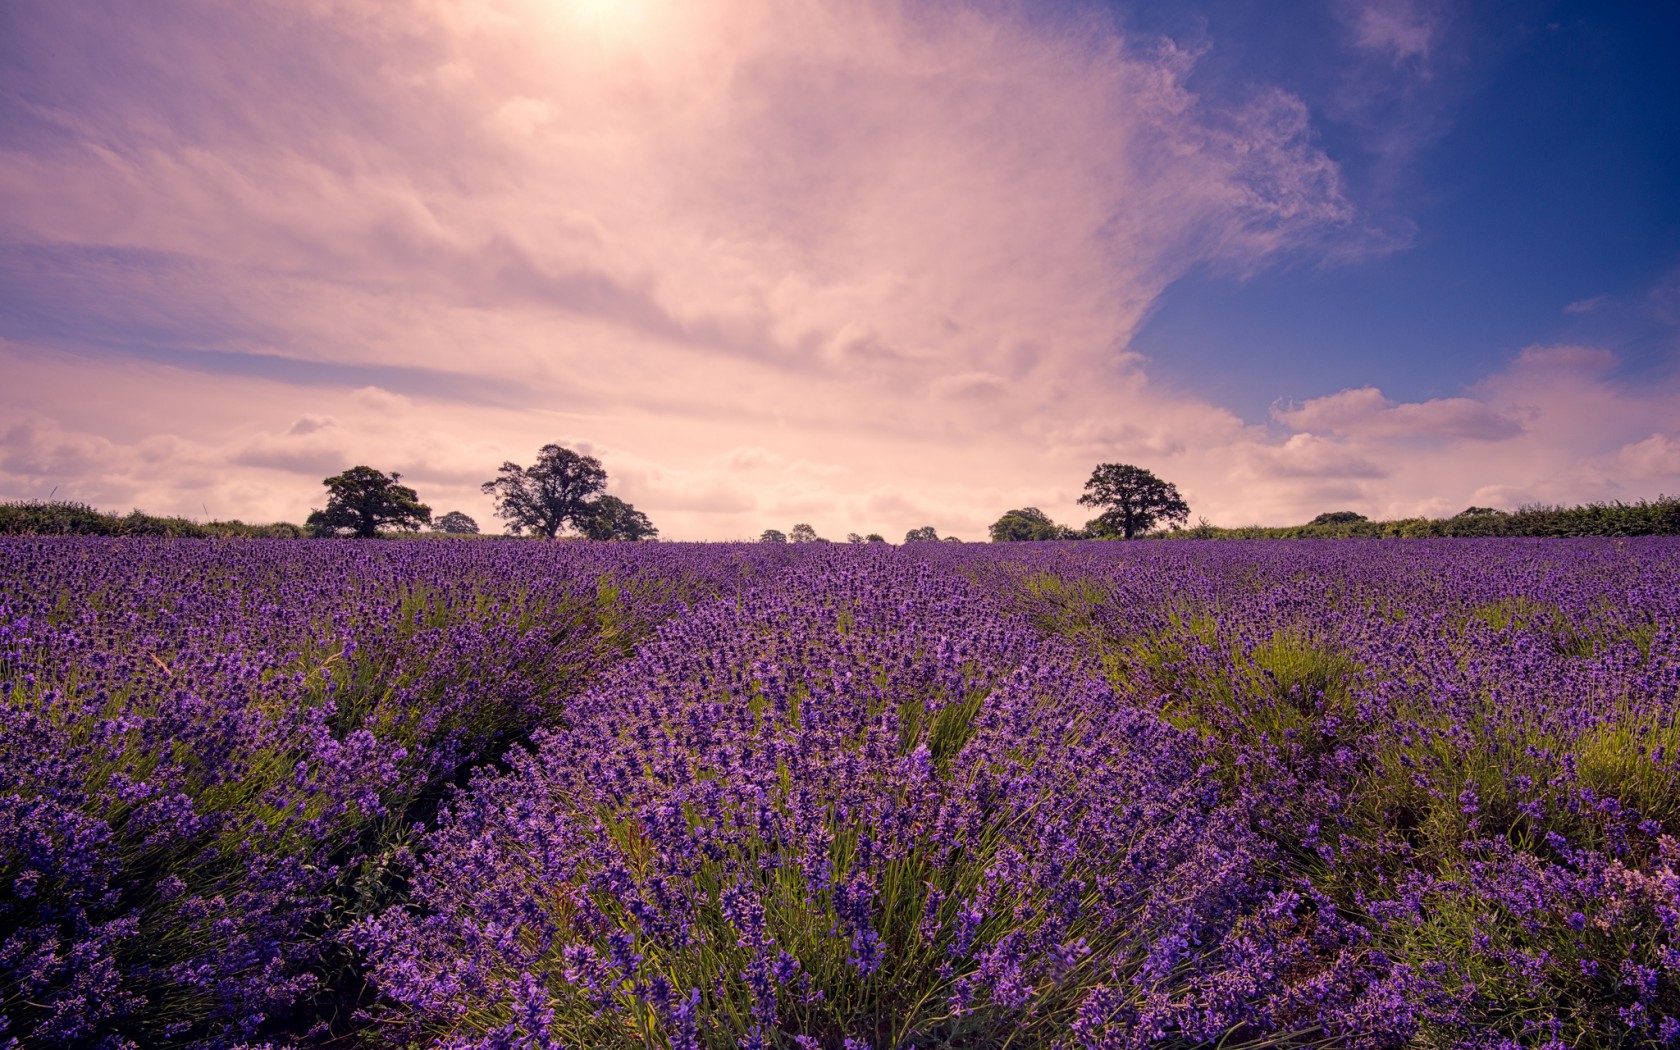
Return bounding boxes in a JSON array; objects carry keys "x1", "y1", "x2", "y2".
[
  {"x1": 0, "y1": 0, "x2": 1676, "y2": 538},
  {"x1": 1342, "y1": 0, "x2": 1439, "y2": 66},
  {"x1": 1564, "y1": 294, "x2": 1611, "y2": 315}
]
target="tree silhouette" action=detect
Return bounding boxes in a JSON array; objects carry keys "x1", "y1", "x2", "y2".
[
  {"x1": 482, "y1": 445, "x2": 607, "y2": 539},
  {"x1": 306, "y1": 466, "x2": 430, "y2": 538},
  {"x1": 904, "y1": 525, "x2": 939, "y2": 543},
  {"x1": 1077, "y1": 464, "x2": 1189, "y2": 539},
  {"x1": 759, "y1": 529, "x2": 787, "y2": 543}
]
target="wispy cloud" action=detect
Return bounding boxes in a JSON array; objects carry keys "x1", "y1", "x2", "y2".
[
  {"x1": 1341, "y1": 0, "x2": 1439, "y2": 67},
  {"x1": 1564, "y1": 294, "x2": 1610, "y2": 315},
  {"x1": 1320, "y1": 0, "x2": 1461, "y2": 249}
]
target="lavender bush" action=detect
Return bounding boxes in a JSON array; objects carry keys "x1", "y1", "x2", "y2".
[
  {"x1": 0, "y1": 539, "x2": 760, "y2": 1046},
  {"x1": 354, "y1": 552, "x2": 1374, "y2": 1048},
  {"x1": 989, "y1": 539, "x2": 1680, "y2": 1046},
  {"x1": 4, "y1": 537, "x2": 1678, "y2": 1048}
]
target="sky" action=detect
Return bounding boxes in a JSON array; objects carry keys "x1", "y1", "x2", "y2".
[{"x1": 2, "y1": 0, "x2": 1677, "y2": 540}]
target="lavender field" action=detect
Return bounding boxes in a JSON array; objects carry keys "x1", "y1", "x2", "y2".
[{"x1": 3, "y1": 538, "x2": 1678, "y2": 1050}]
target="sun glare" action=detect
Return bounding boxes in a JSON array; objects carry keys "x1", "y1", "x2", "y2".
[{"x1": 562, "y1": 0, "x2": 649, "y2": 34}]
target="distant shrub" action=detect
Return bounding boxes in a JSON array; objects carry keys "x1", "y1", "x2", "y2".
[
  {"x1": 0, "y1": 500, "x2": 206, "y2": 537},
  {"x1": 0, "y1": 499, "x2": 121, "y2": 535},
  {"x1": 214, "y1": 520, "x2": 307, "y2": 539},
  {"x1": 1397, "y1": 517, "x2": 1434, "y2": 539},
  {"x1": 1308, "y1": 510, "x2": 1368, "y2": 525},
  {"x1": 435, "y1": 510, "x2": 481, "y2": 535}
]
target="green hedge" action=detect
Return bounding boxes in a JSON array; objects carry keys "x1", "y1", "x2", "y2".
[
  {"x1": 1154, "y1": 496, "x2": 1680, "y2": 540},
  {"x1": 0, "y1": 500, "x2": 304, "y2": 538}
]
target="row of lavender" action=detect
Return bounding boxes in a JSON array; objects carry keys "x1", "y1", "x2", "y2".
[
  {"x1": 4, "y1": 539, "x2": 1679, "y2": 1048},
  {"x1": 355, "y1": 551, "x2": 1369, "y2": 1049},
  {"x1": 0, "y1": 539, "x2": 784, "y2": 1047},
  {"x1": 986, "y1": 540, "x2": 1680, "y2": 1046},
  {"x1": 354, "y1": 540, "x2": 1680, "y2": 1049}
]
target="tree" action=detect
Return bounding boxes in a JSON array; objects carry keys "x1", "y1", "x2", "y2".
[
  {"x1": 579, "y1": 495, "x2": 658, "y2": 541},
  {"x1": 1308, "y1": 511, "x2": 1368, "y2": 526},
  {"x1": 306, "y1": 466, "x2": 431, "y2": 538},
  {"x1": 482, "y1": 444, "x2": 607, "y2": 539},
  {"x1": 435, "y1": 510, "x2": 480, "y2": 534},
  {"x1": 789, "y1": 523, "x2": 819, "y2": 543},
  {"x1": 865, "y1": 533, "x2": 886, "y2": 543},
  {"x1": 904, "y1": 525, "x2": 939, "y2": 543},
  {"x1": 846, "y1": 532, "x2": 864, "y2": 544},
  {"x1": 1077, "y1": 463, "x2": 1189, "y2": 539},
  {"x1": 760, "y1": 529, "x2": 787, "y2": 543},
  {"x1": 1455, "y1": 506, "x2": 1506, "y2": 518},
  {"x1": 989, "y1": 507, "x2": 1074, "y2": 542}
]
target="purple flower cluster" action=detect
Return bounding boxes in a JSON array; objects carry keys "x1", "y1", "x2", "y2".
[{"x1": 4, "y1": 536, "x2": 1678, "y2": 1048}]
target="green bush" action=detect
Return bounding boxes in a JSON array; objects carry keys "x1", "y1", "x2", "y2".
[{"x1": 0, "y1": 500, "x2": 303, "y2": 538}]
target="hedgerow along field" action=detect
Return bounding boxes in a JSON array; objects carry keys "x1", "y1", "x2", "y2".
[{"x1": 2, "y1": 539, "x2": 1677, "y2": 1049}]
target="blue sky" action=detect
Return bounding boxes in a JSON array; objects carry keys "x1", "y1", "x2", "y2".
[
  {"x1": 1, "y1": 0, "x2": 1676, "y2": 537},
  {"x1": 1121, "y1": 0, "x2": 1680, "y2": 417}
]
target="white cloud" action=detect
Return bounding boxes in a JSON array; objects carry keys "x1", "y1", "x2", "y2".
[
  {"x1": 2, "y1": 2, "x2": 1676, "y2": 537},
  {"x1": 1274, "y1": 387, "x2": 1523, "y2": 442},
  {"x1": 1240, "y1": 433, "x2": 1389, "y2": 480},
  {"x1": 1612, "y1": 434, "x2": 1680, "y2": 481}
]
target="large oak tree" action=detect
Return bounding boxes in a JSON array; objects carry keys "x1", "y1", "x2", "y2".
[
  {"x1": 306, "y1": 466, "x2": 431, "y2": 538},
  {"x1": 483, "y1": 444, "x2": 657, "y2": 540},
  {"x1": 482, "y1": 444, "x2": 608, "y2": 539},
  {"x1": 1077, "y1": 463, "x2": 1189, "y2": 539}
]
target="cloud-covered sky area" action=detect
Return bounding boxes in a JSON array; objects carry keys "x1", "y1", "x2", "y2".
[{"x1": 2, "y1": 0, "x2": 1677, "y2": 538}]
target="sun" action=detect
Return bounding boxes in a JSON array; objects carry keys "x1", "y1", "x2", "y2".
[{"x1": 562, "y1": 0, "x2": 649, "y2": 33}]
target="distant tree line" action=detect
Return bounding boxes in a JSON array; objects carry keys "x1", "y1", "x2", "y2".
[
  {"x1": 0, "y1": 443, "x2": 660, "y2": 541},
  {"x1": 1158, "y1": 499, "x2": 1680, "y2": 540},
  {"x1": 756, "y1": 524, "x2": 962, "y2": 544},
  {"x1": 300, "y1": 443, "x2": 658, "y2": 540},
  {"x1": 7, "y1": 454, "x2": 1678, "y2": 542},
  {"x1": 985, "y1": 462, "x2": 1680, "y2": 542}
]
